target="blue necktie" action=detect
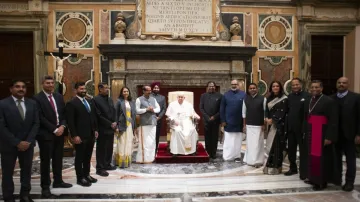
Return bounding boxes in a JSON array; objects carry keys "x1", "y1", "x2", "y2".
[{"x1": 82, "y1": 99, "x2": 91, "y2": 113}]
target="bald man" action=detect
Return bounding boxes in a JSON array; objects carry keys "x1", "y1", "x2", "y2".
[{"x1": 331, "y1": 77, "x2": 360, "y2": 192}]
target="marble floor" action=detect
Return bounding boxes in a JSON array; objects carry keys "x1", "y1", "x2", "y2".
[{"x1": 1, "y1": 141, "x2": 360, "y2": 202}]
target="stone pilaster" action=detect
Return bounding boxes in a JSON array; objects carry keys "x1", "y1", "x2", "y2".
[{"x1": 109, "y1": 59, "x2": 126, "y2": 102}]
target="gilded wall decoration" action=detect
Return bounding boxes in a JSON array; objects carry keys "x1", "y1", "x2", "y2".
[
  {"x1": 258, "y1": 15, "x2": 293, "y2": 50},
  {"x1": 55, "y1": 11, "x2": 94, "y2": 49},
  {"x1": 258, "y1": 56, "x2": 293, "y2": 95}
]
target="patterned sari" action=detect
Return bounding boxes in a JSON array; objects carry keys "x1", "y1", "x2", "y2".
[
  {"x1": 114, "y1": 101, "x2": 134, "y2": 168},
  {"x1": 263, "y1": 95, "x2": 288, "y2": 175}
]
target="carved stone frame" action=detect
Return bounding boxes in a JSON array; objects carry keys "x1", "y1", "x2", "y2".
[{"x1": 0, "y1": 12, "x2": 48, "y2": 93}]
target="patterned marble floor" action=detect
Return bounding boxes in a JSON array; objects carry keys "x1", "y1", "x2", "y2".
[{"x1": 1, "y1": 141, "x2": 360, "y2": 202}]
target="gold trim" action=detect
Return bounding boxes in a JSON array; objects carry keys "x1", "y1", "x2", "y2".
[{"x1": 141, "y1": 0, "x2": 216, "y2": 36}]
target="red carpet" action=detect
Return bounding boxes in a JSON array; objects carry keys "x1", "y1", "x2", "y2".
[{"x1": 155, "y1": 142, "x2": 209, "y2": 163}]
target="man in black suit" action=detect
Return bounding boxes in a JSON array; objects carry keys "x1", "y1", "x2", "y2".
[
  {"x1": 0, "y1": 80, "x2": 39, "y2": 202},
  {"x1": 33, "y1": 76, "x2": 72, "y2": 198},
  {"x1": 200, "y1": 81, "x2": 222, "y2": 159},
  {"x1": 66, "y1": 82, "x2": 98, "y2": 187},
  {"x1": 332, "y1": 77, "x2": 360, "y2": 192},
  {"x1": 93, "y1": 83, "x2": 117, "y2": 176}
]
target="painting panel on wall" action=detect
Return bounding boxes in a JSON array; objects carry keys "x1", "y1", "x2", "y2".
[
  {"x1": 258, "y1": 56, "x2": 293, "y2": 95},
  {"x1": 55, "y1": 11, "x2": 94, "y2": 49},
  {"x1": 258, "y1": 14, "x2": 293, "y2": 51},
  {"x1": 62, "y1": 57, "x2": 94, "y2": 101}
]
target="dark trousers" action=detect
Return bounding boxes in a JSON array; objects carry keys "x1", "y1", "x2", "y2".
[
  {"x1": 38, "y1": 135, "x2": 65, "y2": 189},
  {"x1": 204, "y1": 121, "x2": 220, "y2": 158},
  {"x1": 288, "y1": 130, "x2": 301, "y2": 172},
  {"x1": 74, "y1": 138, "x2": 95, "y2": 179},
  {"x1": 1, "y1": 147, "x2": 34, "y2": 200},
  {"x1": 155, "y1": 120, "x2": 163, "y2": 153},
  {"x1": 337, "y1": 136, "x2": 356, "y2": 184},
  {"x1": 96, "y1": 133, "x2": 114, "y2": 171}
]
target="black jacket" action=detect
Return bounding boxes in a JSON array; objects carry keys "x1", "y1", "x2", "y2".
[
  {"x1": 0, "y1": 96, "x2": 39, "y2": 152},
  {"x1": 33, "y1": 91, "x2": 67, "y2": 140},
  {"x1": 66, "y1": 97, "x2": 98, "y2": 139},
  {"x1": 93, "y1": 95, "x2": 116, "y2": 135}
]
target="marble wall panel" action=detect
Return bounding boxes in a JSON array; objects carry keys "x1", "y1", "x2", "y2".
[
  {"x1": 244, "y1": 12, "x2": 252, "y2": 46},
  {"x1": 100, "y1": 10, "x2": 110, "y2": 44},
  {"x1": 63, "y1": 57, "x2": 94, "y2": 101}
]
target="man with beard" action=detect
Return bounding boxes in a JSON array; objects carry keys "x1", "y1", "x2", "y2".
[
  {"x1": 242, "y1": 83, "x2": 266, "y2": 167},
  {"x1": 200, "y1": 81, "x2": 222, "y2": 159},
  {"x1": 66, "y1": 82, "x2": 99, "y2": 187},
  {"x1": 0, "y1": 80, "x2": 39, "y2": 202},
  {"x1": 284, "y1": 78, "x2": 310, "y2": 180},
  {"x1": 220, "y1": 79, "x2": 246, "y2": 162},
  {"x1": 331, "y1": 77, "x2": 360, "y2": 191},
  {"x1": 150, "y1": 82, "x2": 166, "y2": 153},
  {"x1": 136, "y1": 85, "x2": 160, "y2": 163},
  {"x1": 93, "y1": 83, "x2": 117, "y2": 177},
  {"x1": 303, "y1": 80, "x2": 340, "y2": 190},
  {"x1": 34, "y1": 76, "x2": 72, "y2": 198}
]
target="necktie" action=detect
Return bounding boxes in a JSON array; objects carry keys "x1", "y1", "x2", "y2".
[
  {"x1": 48, "y1": 95, "x2": 56, "y2": 112},
  {"x1": 82, "y1": 99, "x2": 91, "y2": 113},
  {"x1": 17, "y1": 100, "x2": 25, "y2": 120}
]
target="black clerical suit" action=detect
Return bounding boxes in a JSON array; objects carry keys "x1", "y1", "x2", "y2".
[
  {"x1": 151, "y1": 93, "x2": 166, "y2": 152},
  {"x1": 331, "y1": 91, "x2": 360, "y2": 185},
  {"x1": 0, "y1": 96, "x2": 39, "y2": 201},
  {"x1": 200, "y1": 92, "x2": 222, "y2": 158},
  {"x1": 34, "y1": 91, "x2": 67, "y2": 189},
  {"x1": 93, "y1": 95, "x2": 116, "y2": 172},
  {"x1": 66, "y1": 97, "x2": 98, "y2": 180},
  {"x1": 287, "y1": 91, "x2": 310, "y2": 178}
]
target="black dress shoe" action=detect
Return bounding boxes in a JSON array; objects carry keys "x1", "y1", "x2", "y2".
[
  {"x1": 86, "y1": 175, "x2": 98, "y2": 183},
  {"x1": 41, "y1": 188, "x2": 52, "y2": 198},
  {"x1": 20, "y1": 195, "x2": 34, "y2": 202},
  {"x1": 96, "y1": 170, "x2": 109, "y2": 177},
  {"x1": 284, "y1": 170, "x2": 298, "y2": 176},
  {"x1": 313, "y1": 184, "x2": 327, "y2": 191},
  {"x1": 303, "y1": 179, "x2": 313, "y2": 185},
  {"x1": 4, "y1": 199, "x2": 15, "y2": 202},
  {"x1": 106, "y1": 165, "x2": 117, "y2": 170},
  {"x1": 77, "y1": 178, "x2": 92, "y2": 187},
  {"x1": 53, "y1": 182, "x2": 73, "y2": 188},
  {"x1": 342, "y1": 183, "x2": 354, "y2": 192}
]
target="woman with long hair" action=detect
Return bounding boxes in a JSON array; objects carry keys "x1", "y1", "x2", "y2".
[
  {"x1": 114, "y1": 87, "x2": 137, "y2": 168},
  {"x1": 263, "y1": 81, "x2": 288, "y2": 175}
]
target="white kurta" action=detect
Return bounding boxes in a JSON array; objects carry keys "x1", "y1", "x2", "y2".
[
  {"x1": 135, "y1": 97, "x2": 160, "y2": 163},
  {"x1": 242, "y1": 96, "x2": 267, "y2": 166},
  {"x1": 166, "y1": 100, "x2": 199, "y2": 155}
]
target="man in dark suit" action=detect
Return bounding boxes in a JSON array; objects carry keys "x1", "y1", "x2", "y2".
[
  {"x1": 93, "y1": 83, "x2": 116, "y2": 176},
  {"x1": 0, "y1": 80, "x2": 39, "y2": 202},
  {"x1": 33, "y1": 76, "x2": 72, "y2": 198},
  {"x1": 150, "y1": 82, "x2": 166, "y2": 153},
  {"x1": 332, "y1": 77, "x2": 360, "y2": 192},
  {"x1": 200, "y1": 81, "x2": 222, "y2": 159},
  {"x1": 66, "y1": 82, "x2": 98, "y2": 187}
]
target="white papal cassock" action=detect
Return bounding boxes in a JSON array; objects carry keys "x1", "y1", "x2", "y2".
[{"x1": 166, "y1": 100, "x2": 199, "y2": 155}]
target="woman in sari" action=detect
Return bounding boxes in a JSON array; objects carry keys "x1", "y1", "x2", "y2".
[
  {"x1": 114, "y1": 87, "x2": 137, "y2": 168},
  {"x1": 263, "y1": 81, "x2": 288, "y2": 175}
]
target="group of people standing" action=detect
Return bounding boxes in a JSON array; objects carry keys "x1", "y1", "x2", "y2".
[{"x1": 0, "y1": 75, "x2": 359, "y2": 202}]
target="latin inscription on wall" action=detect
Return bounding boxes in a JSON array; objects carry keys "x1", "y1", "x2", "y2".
[{"x1": 142, "y1": 0, "x2": 214, "y2": 36}]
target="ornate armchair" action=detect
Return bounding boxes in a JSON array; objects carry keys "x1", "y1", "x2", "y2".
[{"x1": 166, "y1": 91, "x2": 199, "y2": 153}]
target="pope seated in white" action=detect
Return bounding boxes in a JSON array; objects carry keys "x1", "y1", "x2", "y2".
[{"x1": 166, "y1": 93, "x2": 200, "y2": 155}]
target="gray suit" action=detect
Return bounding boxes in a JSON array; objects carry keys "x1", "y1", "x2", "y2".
[{"x1": 151, "y1": 93, "x2": 167, "y2": 152}]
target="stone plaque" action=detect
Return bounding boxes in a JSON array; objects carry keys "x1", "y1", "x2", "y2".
[{"x1": 142, "y1": 0, "x2": 215, "y2": 36}]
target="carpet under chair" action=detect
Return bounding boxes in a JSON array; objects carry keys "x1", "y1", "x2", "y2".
[{"x1": 155, "y1": 142, "x2": 209, "y2": 163}]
